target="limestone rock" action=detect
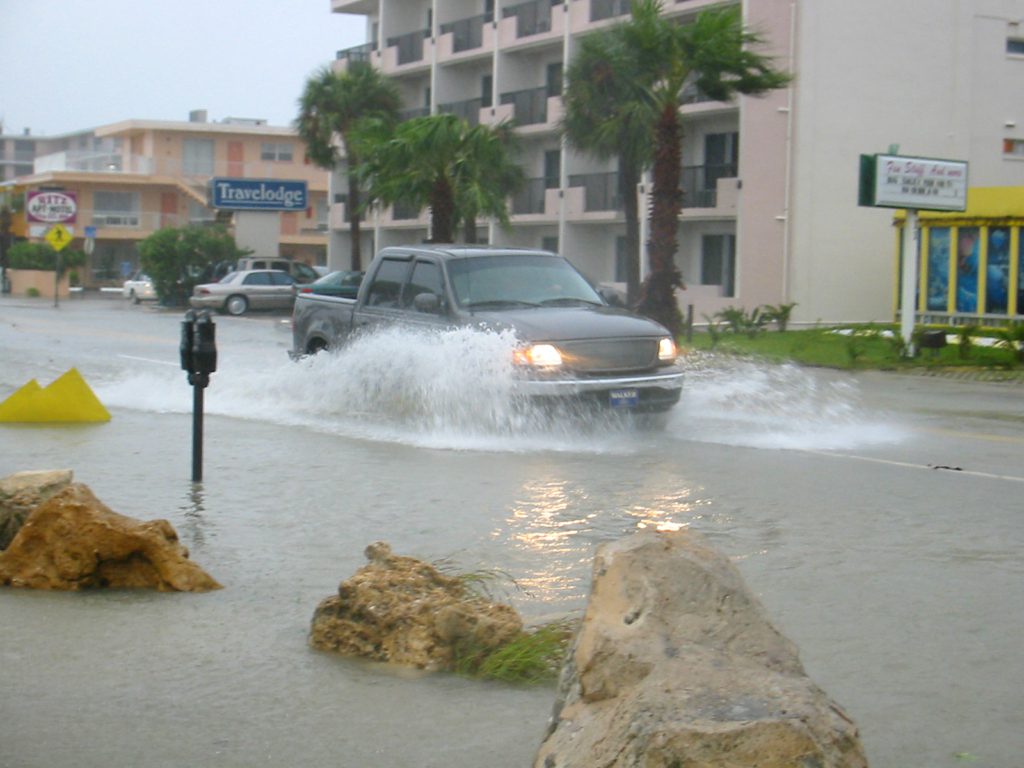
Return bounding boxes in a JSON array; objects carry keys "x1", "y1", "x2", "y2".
[
  {"x1": 534, "y1": 530, "x2": 867, "y2": 768},
  {"x1": 0, "y1": 482, "x2": 221, "y2": 592},
  {"x1": 310, "y1": 541, "x2": 522, "y2": 671},
  {"x1": 0, "y1": 469, "x2": 74, "y2": 550}
]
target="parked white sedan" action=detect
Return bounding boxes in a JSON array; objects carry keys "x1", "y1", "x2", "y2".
[
  {"x1": 122, "y1": 271, "x2": 156, "y2": 303},
  {"x1": 189, "y1": 269, "x2": 297, "y2": 316}
]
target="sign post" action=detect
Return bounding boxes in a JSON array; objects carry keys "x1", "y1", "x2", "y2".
[
  {"x1": 44, "y1": 223, "x2": 72, "y2": 308},
  {"x1": 858, "y1": 153, "x2": 968, "y2": 355}
]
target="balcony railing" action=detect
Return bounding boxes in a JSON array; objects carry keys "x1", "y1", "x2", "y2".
[
  {"x1": 499, "y1": 86, "x2": 549, "y2": 126},
  {"x1": 590, "y1": 0, "x2": 632, "y2": 22},
  {"x1": 512, "y1": 178, "x2": 548, "y2": 215},
  {"x1": 438, "y1": 98, "x2": 484, "y2": 126},
  {"x1": 439, "y1": 12, "x2": 492, "y2": 53},
  {"x1": 34, "y1": 151, "x2": 154, "y2": 175},
  {"x1": 503, "y1": 0, "x2": 554, "y2": 38},
  {"x1": 386, "y1": 28, "x2": 430, "y2": 65},
  {"x1": 336, "y1": 41, "x2": 377, "y2": 63},
  {"x1": 569, "y1": 172, "x2": 622, "y2": 212},
  {"x1": 680, "y1": 163, "x2": 737, "y2": 208}
]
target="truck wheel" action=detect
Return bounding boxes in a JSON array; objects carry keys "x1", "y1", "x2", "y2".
[
  {"x1": 307, "y1": 339, "x2": 327, "y2": 355},
  {"x1": 226, "y1": 295, "x2": 248, "y2": 316}
]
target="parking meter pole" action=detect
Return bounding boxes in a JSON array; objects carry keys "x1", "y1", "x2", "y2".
[{"x1": 192, "y1": 382, "x2": 204, "y2": 482}]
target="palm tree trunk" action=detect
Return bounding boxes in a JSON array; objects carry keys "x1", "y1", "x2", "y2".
[
  {"x1": 430, "y1": 177, "x2": 456, "y2": 244},
  {"x1": 619, "y1": 160, "x2": 642, "y2": 307},
  {"x1": 639, "y1": 104, "x2": 685, "y2": 336},
  {"x1": 347, "y1": 169, "x2": 363, "y2": 272}
]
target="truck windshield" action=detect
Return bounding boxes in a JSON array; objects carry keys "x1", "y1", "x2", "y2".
[{"x1": 448, "y1": 254, "x2": 604, "y2": 310}]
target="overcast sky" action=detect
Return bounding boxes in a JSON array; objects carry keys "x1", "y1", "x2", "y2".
[{"x1": 1, "y1": 1, "x2": 367, "y2": 136}]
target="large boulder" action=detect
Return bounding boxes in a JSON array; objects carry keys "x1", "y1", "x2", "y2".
[
  {"x1": 0, "y1": 469, "x2": 74, "y2": 550},
  {"x1": 310, "y1": 541, "x2": 523, "y2": 670},
  {"x1": 0, "y1": 482, "x2": 221, "y2": 592},
  {"x1": 534, "y1": 530, "x2": 867, "y2": 768}
]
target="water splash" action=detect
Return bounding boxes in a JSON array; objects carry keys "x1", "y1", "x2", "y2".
[
  {"x1": 95, "y1": 329, "x2": 904, "y2": 454},
  {"x1": 672, "y1": 357, "x2": 905, "y2": 450},
  {"x1": 96, "y1": 326, "x2": 648, "y2": 453}
]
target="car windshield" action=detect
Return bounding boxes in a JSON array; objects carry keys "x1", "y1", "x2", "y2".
[{"x1": 448, "y1": 254, "x2": 603, "y2": 310}]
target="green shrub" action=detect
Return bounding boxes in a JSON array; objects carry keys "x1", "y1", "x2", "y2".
[
  {"x1": 761, "y1": 302, "x2": 797, "y2": 332},
  {"x1": 453, "y1": 619, "x2": 575, "y2": 684},
  {"x1": 25, "y1": 287, "x2": 40, "y2": 297},
  {"x1": 8, "y1": 241, "x2": 85, "y2": 272}
]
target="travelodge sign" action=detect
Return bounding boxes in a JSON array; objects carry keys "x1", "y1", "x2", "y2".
[{"x1": 27, "y1": 190, "x2": 78, "y2": 223}]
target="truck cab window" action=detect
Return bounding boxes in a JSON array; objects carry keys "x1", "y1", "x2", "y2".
[
  {"x1": 366, "y1": 258, "x2": 409, "y2": 308},
  {"x1": 403, "y1": 260, "x2": 444, "y2": 310}
]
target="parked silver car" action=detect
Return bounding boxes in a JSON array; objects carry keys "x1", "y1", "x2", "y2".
[{"x1": 189, "y1": 269, "x2": 297, "y2": 316}]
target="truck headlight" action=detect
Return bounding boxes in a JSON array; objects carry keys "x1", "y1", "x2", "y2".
[
  {"x1": 658, "y1": 337, "x2": 677, "y2": 361},
  {"x1": 514, "y1": 343, "x2": 563, "y2": 367}
]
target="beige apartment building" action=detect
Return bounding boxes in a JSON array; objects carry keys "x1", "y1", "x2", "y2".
[
  {"x1": 326, "y1": 0, "x2": 1024, "y2": 325},
  {"x1": 7, "y1": 113, "x2": 328, "y2": 288}
]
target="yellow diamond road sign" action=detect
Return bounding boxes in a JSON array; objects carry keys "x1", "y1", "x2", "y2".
[{"x1": 45, "y1": 223, "x2": 72, "y2": 251}]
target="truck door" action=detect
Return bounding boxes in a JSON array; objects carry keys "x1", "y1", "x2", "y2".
[{"x1": 355, "y1": 256, "x2": 412, "y2": 333}]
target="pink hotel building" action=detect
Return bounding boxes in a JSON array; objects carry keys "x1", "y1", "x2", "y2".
[{"x1": 326, "y1": 0, "x2": 1024, "y2": 326}]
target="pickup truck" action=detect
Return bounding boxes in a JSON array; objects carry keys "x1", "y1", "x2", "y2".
[{"x1": 290, "y1": 245, "x2": 684, "y2": 412}]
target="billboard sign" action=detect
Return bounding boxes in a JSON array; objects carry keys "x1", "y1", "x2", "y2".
[
  {"x1": 859, "y1": 154, "x2": 968, "y2": 212},
  {"x1": 27, "y1": 190, "x2": 78, "y2": 223},
  {"x1": 209, "y1": 178, "x2": 308, "y2": 212}
]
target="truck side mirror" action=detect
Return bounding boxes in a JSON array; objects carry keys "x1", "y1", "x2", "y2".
[{"x1": 413, "y1": 292, "x2": 441, "y2": 314}]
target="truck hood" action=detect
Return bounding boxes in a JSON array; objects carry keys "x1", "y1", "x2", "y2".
[{"x1": 469, "y1": 305, "x2": 672, "y2": 342}]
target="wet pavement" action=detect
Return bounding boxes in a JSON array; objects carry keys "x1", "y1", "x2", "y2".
[{"x1": 1, "y1": 296, "x2": 1022, "y2": 768}]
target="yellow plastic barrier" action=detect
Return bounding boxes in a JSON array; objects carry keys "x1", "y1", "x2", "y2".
[{"x1": 0, "y1": 368, "x2": 111, "y2": 423}]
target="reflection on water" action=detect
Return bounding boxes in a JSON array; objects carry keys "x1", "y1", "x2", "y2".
[{"x1": 495, "y1": 474, "x2": 715, "y2": 609}]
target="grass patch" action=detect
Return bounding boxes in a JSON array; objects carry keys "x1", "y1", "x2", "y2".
[
  {"x1": 685, "y1": 324, "x2": 1022, "y2": 371},
  {"x1": 453, "y1": 619, "x2": 576, "y2": 685}
]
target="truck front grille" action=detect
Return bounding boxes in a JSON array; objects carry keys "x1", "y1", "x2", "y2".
[{"x1": 558, "y1": 338, "x2": 660, "y2": 373}]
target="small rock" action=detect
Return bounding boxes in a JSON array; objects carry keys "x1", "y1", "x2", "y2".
[
  {"x1": 0, "y1": 481, "x2": 221, "y2": 592},
  {"x1": 310, "y1": 542, "x2": 522, "y2": 671}
]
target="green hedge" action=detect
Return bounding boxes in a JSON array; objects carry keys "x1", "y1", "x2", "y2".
[{"x1": 8, "y1": 241, "x2": 85, "y2": 271}]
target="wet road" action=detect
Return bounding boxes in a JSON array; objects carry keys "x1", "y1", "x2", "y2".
[{"x1": 1, "y1": 297, "x2": 1022, "y2": 768}]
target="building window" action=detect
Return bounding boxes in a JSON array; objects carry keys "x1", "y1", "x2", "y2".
[
  {"x1": 182, "y1": 139, "x2": 214, "y2": 175},
  {"x1": 188, "y1": 200, "x2": 215, "y2": 224},
  {"x1": 1007, "y1": 37, "x2": 1024, "y2": 55},
  {"x1": 701, "y1": 234, "x2": 735, "y2": 297},
  {"x1": 93, "y1": 191, "x2": 140, "y2": 227},
  {"x1": 261, "y1": 143, "x2": 294, "y2": 162},
  {"x1": 1004, "y1": 138, "x2": 1024, "y2": 156},
  {"x1": 926, "y1": 227, "x2": 950, "y2": 311},
  {"x1": 986, "y1": 227, "x2": 1011, "y2": 314},
  {"x1": 542, "y1": 236, "x2": 559, "y2": 254}
]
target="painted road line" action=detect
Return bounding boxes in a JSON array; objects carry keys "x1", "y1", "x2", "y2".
[
  {"x1": 807, "y1": 449, "x2": 1024, "y2": 484},
  {"x1": 116, "y1": 355, "x2": 178, "y2": 367}
]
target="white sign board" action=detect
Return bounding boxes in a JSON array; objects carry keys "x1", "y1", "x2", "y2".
[{"x1": 873, "y1": 154, "x2": 968, "y2": 212}]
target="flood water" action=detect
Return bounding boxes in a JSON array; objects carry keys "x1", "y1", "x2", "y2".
[{"x1": 1, "y1": 298, "x2": 1022, "y2": 768}]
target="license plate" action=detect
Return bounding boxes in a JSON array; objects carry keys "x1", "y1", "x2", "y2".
[{"x1": 609, "y1": 388, "x2": 639, "y2": 408}]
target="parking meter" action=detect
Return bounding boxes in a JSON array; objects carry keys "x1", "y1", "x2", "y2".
[
  {"x1": 191, "y1": 312, "x2": 217, "y2": 387},
  {"x1": 180, "y1": 310, "x2": 217, "y2": 481}
]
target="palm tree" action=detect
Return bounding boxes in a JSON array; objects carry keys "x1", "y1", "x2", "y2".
[
  {"x1": 295, "y1": 62, "x2": 401, "y2": 271},
  {"x1": 363, "y1": 114, "x2": 523, "y2": 244},
  {"x1": 562, "y1": 24, "x2": 655, "y2": 306},
  {"x1": 623, "y1": 1, "x2": 791, "y2": 335}
]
